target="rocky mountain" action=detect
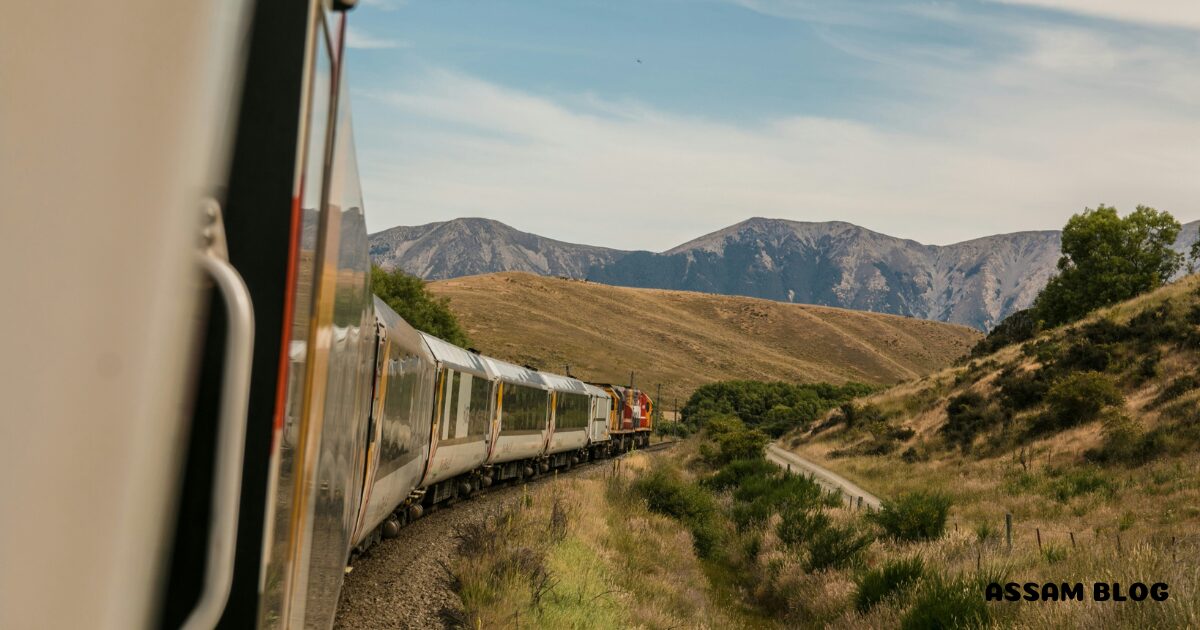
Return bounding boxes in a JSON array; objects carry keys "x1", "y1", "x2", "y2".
[
  {"x1": 369, "y1": 217, "x2": 1200, "y2": 331},
  {"x1": 369, "y1": 217, "x2": 624, "y2": 279}
]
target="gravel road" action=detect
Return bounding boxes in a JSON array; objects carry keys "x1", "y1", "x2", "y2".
[
  {"x1": 333, "y1": 464, "x2": 607, "y2": 629},
  {"x1": 766, "y1": 444, "x2": 882, "y2": 510}
]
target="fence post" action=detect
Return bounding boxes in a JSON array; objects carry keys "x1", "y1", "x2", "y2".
[
  {"x1": 1005, "y1": 513, "x2": 1013, "y2": 552},
  {"x1": 1036, "y1": 528, "x2": 1043, "y2": 554},
  {"x1": 857, "y1": 496, "x2": 863, "y2": 511},
  {"x1": 1070, "y1": 531, "x2": 1076, "y2": 550}
]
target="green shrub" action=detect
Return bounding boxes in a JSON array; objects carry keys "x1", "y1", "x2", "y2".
[
  {"x1": 1151, "y1": 375, "x2": 1200, "y2": 408},
  {"x1": 1044, "y1": 371, "x2": 1123, "y2": 428},
  {"x1": 632, "y1": 466, "x2": 720, "y2": 556},
  {"x1": 995, "y1": 366, "x2": 1051, "y2": 411},
  {"x1": 777, "y1": 506, "x2": 831, "y2": 549},
  {"x1": 1056, "y1": 340, "x2": 1116, "y2": 372},
  {"x1": 1047, "y1": 467, "x2": 1116, "y2": 502},
  {"x1": 1085, "y1": 411, "x2": 1166, "y2": 466},
  {"x1": 681, "y1": 380, "x2": 873, "y2": 432},
  {"x1": 1042, "y1": 544, "x2": 1068, "y2": 564},
  {"x1": 806, "y1": 522, "x2": 874, "y2": 571},
  {"x1": 970, "y1": 309, "x2": 1039, "y2": 357},
  {"x1": 854, "y1": 557, "x2": 925, "y2": 612},
  {"x1": 731, "y1": 472, "x2": 833, "y2": 527},
  {"x1": 901, "y1": 572, "x2": 990, "y2": 630},
  {"x1": 704, "y1": 458, "x2": 778, "y2": 491},
  {"x1": 871, "y1": 491, "x2": 953, "y2": 542},
  {"x1": 699, "y1": 415, "x2": 770, "y2": 466},
  {"x1": 941, "y1": 392, "x2": 1004, "y2": 452},
  {"x1": 836, "y1": 402, "x2": 890, "y2": 429}
]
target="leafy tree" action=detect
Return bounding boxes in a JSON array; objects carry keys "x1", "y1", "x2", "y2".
[
  {"x1": 1034, "y1": 205, "x2": 1182, "y2": 327},
  {"x1": 371, "y1": 265, "x2": 471, "y2": 347}
]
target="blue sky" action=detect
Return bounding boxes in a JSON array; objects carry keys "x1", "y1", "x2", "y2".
[{"x1": 345, "y1": 0, "x2": 1200, "y2": 250}]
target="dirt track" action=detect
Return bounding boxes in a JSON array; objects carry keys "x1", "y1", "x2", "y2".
[
  {"x1": 333, "y1": 456, "x2": 627, "y2": 629},
  {"x1": 766, "y1": 443, "x2": 882, "y2": 510}
]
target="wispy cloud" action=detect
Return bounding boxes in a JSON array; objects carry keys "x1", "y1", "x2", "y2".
[
  {"x1": 345, "y1": 25, "x2": 408, "y2": 50},
  {"x1": 351, "y1": 2, "x2": 1200, "y2": 250},
  {"x1": 989, "y1": 0, "x2": 1200, "y2": 30},
  {"x1": 358, "y1": 0, "x2": 407, "y2": 10},
  {"x1": 357, "y1": 46, "x2": 1199, "y2": 250}
]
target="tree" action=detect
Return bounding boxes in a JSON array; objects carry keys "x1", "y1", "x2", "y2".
[
  {"x1": 371, "y1": 265, "x2": 471, "y2": 347},
  {"x1": 1034, "y1": 205, "x2": 1182, "y2": 327}
]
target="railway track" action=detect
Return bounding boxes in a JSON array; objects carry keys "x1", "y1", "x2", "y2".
[{"x1": 335, "y1": 439, "x2": 677, "y2": 628}]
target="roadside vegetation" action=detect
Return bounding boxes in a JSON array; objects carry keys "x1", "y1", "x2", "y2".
[
  {"x1": 681, "y1": 380, "x2": 875, "y2": 437},
  {"x1": 780, "y1": 205, "x2": 1200, "y2": 627}
]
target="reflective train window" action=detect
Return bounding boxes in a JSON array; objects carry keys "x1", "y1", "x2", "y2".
[
  {"x1": 555, "y1": 392, "x2": 589, "y2": 430},
  {"x1": 466, "y1": 374, "x2": 491, "y2": 436},
  {"x1": 441, "y1": 370, "x2": 461, "y2": 440},
  {"x1": 501, "y1": 383, "x2": 547, "y2": 432},
  {"x1": 379, "y1": 353, "x2": 420, "y2": 467}
]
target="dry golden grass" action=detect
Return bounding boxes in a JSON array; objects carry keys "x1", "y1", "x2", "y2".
[
  {"x1": 430, "y1": 272, "x2": 981, "y2": 402},
  {"x1": 777, "y1": 275, "x2": 1200, "y2": 627},
  {"x1": 451, "y1": 453, "x2": 743, "y2": 629}
]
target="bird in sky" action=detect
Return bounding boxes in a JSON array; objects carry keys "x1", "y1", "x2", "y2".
[{"x1": 635, "y1": 58, "x2": 642, "y2": 64}]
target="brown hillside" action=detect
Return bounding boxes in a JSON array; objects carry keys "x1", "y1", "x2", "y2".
[{"x1": 427, "y1": 272, "x2": 981, "y2": 403}]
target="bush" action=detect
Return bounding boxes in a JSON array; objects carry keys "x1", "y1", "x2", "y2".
[
  {"x1": 699, "y1": 415, "x2": 770, "y2": 466},
  {"x1": 681, "y1": 380, "x2": 873, "y2": 432},
  {"x1": 871, "y1": 491, "x2": 952, "y2": 542},
  {"x1": 942, "y1": 392, "x2": 1003, "y2": 452},
  {"x1": 1151, "y1": 375, "x2": 1200, "y2": 408},
  {"x1": 854, "y1": 556, "x2": 925, "y2": 612},
  {"x1": 901, "y1": 572, "x2": 990, "y2": 630},
  {"x1": 704, "y1": 458, "x2": 778, "y2": 491},
  {"x1": 632, "y1": 466, "x2": 720, "y2": 556},
  {"x1": 806, "y1": 522, "x2": 874, "y2": 571},
  {"x1": 837, "y1": 402, "x2": 889, "y2": 429},
  {"x1": 777, "y1": 506, "x2": 831, "y2": 550},
  {"x1": 995, "y1": 367, "x2": 1051, "y2": 411},
  {"x1": 1047, "y1": 467, "x2": 1115, "y2": 502},
  {"x1": 1085, "y1": 411, "x2": 1166, "y2": 466},
  {"x1": 1044, "y1": 371, "x2": 1123, "y2": 428},
  {"x1": 970, "y1": 308, "x2": 1039, "y2": 357},
  {"x1": 732, "y1": 472, "x2": 833, "y2": 527}
]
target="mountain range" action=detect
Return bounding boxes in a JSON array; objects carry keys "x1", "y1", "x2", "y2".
[{"x1": 369, "y1": 217, "x2": 1200, "y2": 330}]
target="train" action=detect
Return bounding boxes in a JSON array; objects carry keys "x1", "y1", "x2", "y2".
[
  {"x1": 1, "y1": 1, "x2": 654, "y2": 629},
  {"x1": 345, "y1": 299, "x2": 654, "y2": 557}
]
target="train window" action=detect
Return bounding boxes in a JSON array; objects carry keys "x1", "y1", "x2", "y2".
[
  {"x1": 467, "y1": 375, "x2": 491, "y2": 436},
  {"x1": 502, "y1": 383, "x2": 547, "y2": 432},
  {"x1": 555, "y1": 392, "x2": 589, "y2": 430},
  {"x1": 442, "y1": 370, "x2": 461, "y2": 440}
]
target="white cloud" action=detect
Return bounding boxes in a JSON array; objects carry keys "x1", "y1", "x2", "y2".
[
  {"x1": 990, "y1": 0, "x2": 1200, "y2": 30},
  {"x1": 355, "y1": 21, "x2": 1200, "y2": 251},
  {"x1": 358, "y1": 0, "x2": 407, "y2": 10},
  {"x1": 345, "y1": 25, "x2": 407, "y2": 50}
]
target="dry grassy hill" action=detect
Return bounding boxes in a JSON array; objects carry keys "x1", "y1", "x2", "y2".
[
  {"x1": 779, "y1": 274, "x2": 1200, "y2": 627},
  {"x1": 427, "y1": 272, "x2": 981, "y2": 403}
]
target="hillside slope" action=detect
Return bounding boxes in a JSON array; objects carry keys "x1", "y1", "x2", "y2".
[
  {"x1": 776, "y1": 275, "x2": 1200, "y2": 626},
  {"x1": 427, "y1": 272, "x2": 981, "y2": 403}
]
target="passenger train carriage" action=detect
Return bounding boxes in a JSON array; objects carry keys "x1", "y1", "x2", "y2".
[{"x1": 1, "y1": 1, "x2": 653, "y2": 629}]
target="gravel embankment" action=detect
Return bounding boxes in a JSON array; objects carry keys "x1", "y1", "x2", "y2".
[{"x1": 334, "y1": 464, "x2": 609, "y2": 629}]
